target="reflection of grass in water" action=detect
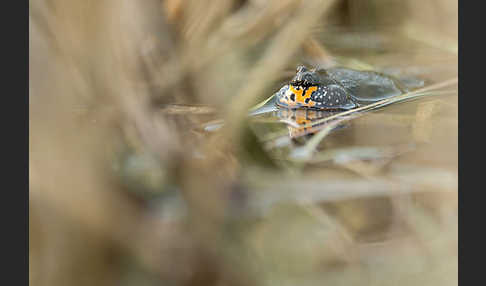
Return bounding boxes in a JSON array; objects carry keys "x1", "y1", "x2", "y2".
[{"x1": 30, "y1": 0, "x2": 457, "y2": 286}]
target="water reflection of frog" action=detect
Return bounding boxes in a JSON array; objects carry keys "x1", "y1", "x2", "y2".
[
  {"x1": 275, "y1": 65, "x2": 410, "y2": 110},
  {"x1": 276, "y1": 108, "x2": 348, "y2": 138}
]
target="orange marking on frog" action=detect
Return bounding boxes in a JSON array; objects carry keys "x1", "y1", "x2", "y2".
[
  {"x1": 289, "y1": 85, "x2": 317, "y2": 107},
  {"x1": 286, "y1": 109, "x2": 323, "y2": 137},
  {"x1": 294, "y1": 111, "x2": 311, "y2": 125}
]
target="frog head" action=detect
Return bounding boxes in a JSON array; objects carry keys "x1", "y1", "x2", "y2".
[{"x1": 290, "y1": 65, "x2": 322, "y2": 87}]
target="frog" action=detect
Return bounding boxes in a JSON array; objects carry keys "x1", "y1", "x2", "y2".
[{"x1": 275, "y1": 65, "x2": 411, "y2": 110}]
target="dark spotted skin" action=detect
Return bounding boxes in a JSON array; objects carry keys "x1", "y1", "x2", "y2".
[
  {"x1": 275, "y1": 83, "x2": 356, "y2": 110},
  {"x1": 276, "y1": 65, "x2": 406, "y2": 110}
]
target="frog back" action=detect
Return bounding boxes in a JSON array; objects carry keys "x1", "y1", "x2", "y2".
[{"x1": 324, "y1": 67, "x2": 407, "y2": 103}]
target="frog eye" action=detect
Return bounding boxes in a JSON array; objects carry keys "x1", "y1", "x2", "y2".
[{"x1": 296, "y1": 65, "x2": 307, "y2": 73}]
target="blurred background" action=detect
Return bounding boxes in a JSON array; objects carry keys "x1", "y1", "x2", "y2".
[{"x1": 29, "y1": 0, "x2": 457, "y2": 285}]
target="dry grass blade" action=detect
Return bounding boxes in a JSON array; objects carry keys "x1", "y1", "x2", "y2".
[
  {"x1": 223, "y1": 0, "x2": 337, "y2": 139},
  {"x1": 249, "y1": 94, "x2": 276, "y2": 113},
  {"x1": 290, "y1": 115, "x2": 358, "y2": 160},
  {"x1": 307, "y1": 144, "x2": 416, "y2": 164},
  {"x1": 248, "y1": 176, "x2": 455, "y2": 212}
]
